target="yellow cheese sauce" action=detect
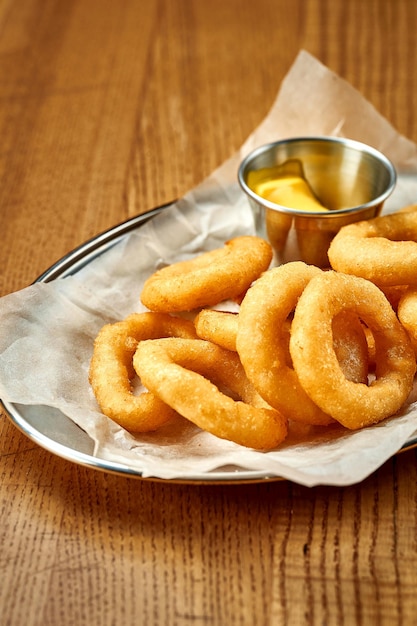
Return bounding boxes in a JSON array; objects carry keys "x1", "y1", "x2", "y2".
[{"x1": 247, "y1": 160, "x2": 329, "y2": 213}]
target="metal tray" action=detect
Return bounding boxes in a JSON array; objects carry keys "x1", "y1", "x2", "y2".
[{"x1": 2, "y1": 205, "x2": 417, "y2": 484}]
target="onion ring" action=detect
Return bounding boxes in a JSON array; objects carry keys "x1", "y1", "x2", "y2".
[
  {"x1": 133, "y1": 338, "x2": 288, "y2": 450},
  {"x1": 89, "y1": 312, "x2": 197, "y2": 432},
  {"x1": 236, "y1": 262, "x2": 334, "y2": 425},
  {"x1": 328, "y1": 205, "x2": 417, "y2": 287},
  {"x1": 140, "y1": 236, "x2": 272, "y2": 312},
  {"x1": 398, "y1": 287, "x2": 417, "y2": 356},
  {"x1": 290, "y1": 271, "x2": 416, "y2": 429},
  {"x1": 194, "y1": 309, "x2": 239, "y2": 351}
]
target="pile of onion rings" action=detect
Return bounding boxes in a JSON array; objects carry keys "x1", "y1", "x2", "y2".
[{"x1": 89, "y1": 226, "x2": 417, "y2": 451}]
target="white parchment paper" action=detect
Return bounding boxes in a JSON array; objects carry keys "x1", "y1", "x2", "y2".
[{"x1": 1, "y1": 50, "x2": 417, "y2": 486}]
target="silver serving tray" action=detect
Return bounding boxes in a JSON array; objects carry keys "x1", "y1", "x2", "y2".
[{"x1": 2, "y1": 205, "x2": 417, "y2": 484}]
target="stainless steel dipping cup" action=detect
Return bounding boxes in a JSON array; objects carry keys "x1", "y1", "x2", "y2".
[{"x1": 238, "y1": 136, "x2": 396, "y2": 267}]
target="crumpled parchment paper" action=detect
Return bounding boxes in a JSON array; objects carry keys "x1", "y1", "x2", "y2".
[{"x1": 1, "y1": 50, "x2": 417, "y2": 486}]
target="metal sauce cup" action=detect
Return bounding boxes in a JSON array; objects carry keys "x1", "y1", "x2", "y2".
[{"x1": 238, "y1": 137, "x2": 397, "y2": 267}]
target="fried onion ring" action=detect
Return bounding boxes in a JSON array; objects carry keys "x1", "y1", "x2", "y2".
[
  {"x1": 133, "y1": 338, "x2": 288, "y2": 450},
  {"x1": 398, "y1": 287, "x2": 417, "y2": 356},
  {"x1": 328, "y1": 205, "x2": 417, "y2": 287},
  {"x1": 236, "y1": 262, "x2": 335, "y2": 426},
  {"x1": 140, "y1": 236, "x2": 272, "y2": 312},
  {"x1": 194, "y1": 309, "x2": 239, "y2": 351},
  {"x1": 290, "y1": 272, "x2": 416, "y2": 429},
  {"x1": 89, "y1": 312, "x2": 197, "y2": 432}
]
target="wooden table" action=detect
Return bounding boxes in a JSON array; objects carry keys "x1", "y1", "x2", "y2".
[{"x1": 1, "y1": 1, "x2": 417, "y2": 624}]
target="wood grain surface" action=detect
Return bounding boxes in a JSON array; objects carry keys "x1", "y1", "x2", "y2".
[{"x1": 1, "y1": 1, "x2": 417, "y2": 624}]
